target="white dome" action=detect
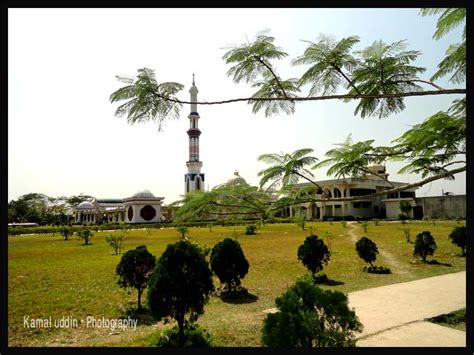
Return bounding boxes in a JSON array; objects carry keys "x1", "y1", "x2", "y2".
[
  {"x1": 226, "y1": 170, "x2": 248, "y2": 186},
  {"x1": 77, "y1": 201, "x2": 94, "y2": 209},
  {"x1": 132, "y1": 189, "x2": 155, "y2": 198}
]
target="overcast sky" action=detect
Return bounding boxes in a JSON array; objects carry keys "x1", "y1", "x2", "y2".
[{"x1": 8, "y1": 8, "x2": 466, "y2": 204}]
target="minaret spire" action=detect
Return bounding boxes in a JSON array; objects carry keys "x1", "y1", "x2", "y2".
[{"x1": 184, "y1": 75, "x2": 204, "y2": 194}]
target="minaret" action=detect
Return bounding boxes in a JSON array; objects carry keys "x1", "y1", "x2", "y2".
[{"x1": 184, "y1": 74, "x2": 205, "y2": 194}]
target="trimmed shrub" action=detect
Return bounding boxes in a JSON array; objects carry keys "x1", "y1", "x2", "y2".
[
  {"x1": 414, "y1": 231, "x2": 437, "y2": 263},
  {"x1": 297, "y1": 235, "x2": 330, "y2": 280},
  {"x1": 245, "y1": 224, "x2": 257, "y2": 235},
  {"x1": 262, "y1": 275, "x2": 362, "y2": 347},
  {"x1": 156, "y1": 323, "x2": 212, "y2": 347},
  {"x1": 116, "y1": 245, "x2": 156, "y2": 310},
  {"x1": 147, "y1": 240, "x2": 214, "y2": 345},
  {"x1": 355, "y1": 237, "x2": 378, "y2": 267},
  {"x1": 210, "y1": 238, "x2": 249, "y2": 294},
  {"x1": 448, "y1": 226, "x2": 466, "y2": 256}
]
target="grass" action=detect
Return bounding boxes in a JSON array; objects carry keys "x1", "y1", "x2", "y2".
[
  {"x1": 8, "y1": 220, "x2": 466, "y2": 347},
  {"x1": 427, "y1": 308, "x2": 466, "y2": 332}
]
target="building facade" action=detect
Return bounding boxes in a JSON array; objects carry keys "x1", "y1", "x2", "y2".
[
  {"x1": 286, "y1": 165, "x2": 418, "y2": 220},
  {"x1": 73, "y1": 190, "x2": 164, "y2": 224}
]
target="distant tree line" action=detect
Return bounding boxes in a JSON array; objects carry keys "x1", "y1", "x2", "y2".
[{"x1": 8, "y1": 193, "x2": 93, "y2": 225}]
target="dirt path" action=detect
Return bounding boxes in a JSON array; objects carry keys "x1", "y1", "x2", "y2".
[{"x1": 346, "y1": 222, "x2": 412, "y2": 276}]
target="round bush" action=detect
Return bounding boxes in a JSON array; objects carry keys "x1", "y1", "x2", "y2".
[
  {"x1": 210, "y1": 238, "x2": 249, "y2": 293},
  {"x1": 156, "y1": 324, "x2": 212, "y2": 347},
  {"x1": 262, "y1": 275, "x2": 362, "y2": 347},
  {"x1": 355, "y1": 237, "x2": 378, "y2": 267},
  {"x1": 297, "y1": 235, "x2": 330, "y2": 279},
  {"x1": 448, "y1": 226, "x2": 466, "y2": 256},
  {"x1": 413, "y1": 231, "x2": 437, "y2": 263}
]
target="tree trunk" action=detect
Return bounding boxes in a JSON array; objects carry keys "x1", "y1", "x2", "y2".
[
  {"x1": 177, "y1": 312, "x2": 185, "y2": 346},
  {"x1": 137, "y1": 289, "x2": 142, "y2": 310}
]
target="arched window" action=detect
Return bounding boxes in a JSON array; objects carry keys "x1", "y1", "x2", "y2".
[
  {"x1": 196, "y1": 176, "x2": 201, "y2": 190},
  {"x1": 334, "y1": 187, "x2": 342, "y2": 198}
]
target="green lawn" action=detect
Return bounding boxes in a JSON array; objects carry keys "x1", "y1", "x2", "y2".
[{"x1": 8, "y1": 220, "x2": 466, "y2": 347}]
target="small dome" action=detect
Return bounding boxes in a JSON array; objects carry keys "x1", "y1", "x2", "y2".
[
  {"x1": 77, "y1": 201, "x2": 94, "y2": 209},
  {"x1": 226, "y1": 170, "x2": 248, "y2": 186},
  {"x1": 132, "y1": 189, "x2": 155, "y2": 198}
]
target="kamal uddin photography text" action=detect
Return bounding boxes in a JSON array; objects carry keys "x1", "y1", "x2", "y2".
[{"x1": 23, "y1": 315, "x2": 138, "y2": 331}]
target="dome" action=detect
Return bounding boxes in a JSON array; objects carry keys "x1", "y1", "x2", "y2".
[
  {"x1": 226, "y1": 170, "x2": 248, "y2": 186},
  {"x1": 77, "y1": 201, "x2": 94, "y2": 209},
  {"x1": 132, "y1": 189, "x2": 155, "y2": 198}
]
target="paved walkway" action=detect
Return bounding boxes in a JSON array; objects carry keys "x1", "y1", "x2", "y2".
[{"x1": 263, "y1": 271, "x2": 466, "y2": 347}]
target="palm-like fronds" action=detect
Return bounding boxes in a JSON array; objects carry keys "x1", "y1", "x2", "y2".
[
  {"x1": 431, "y1": 42, "x2": 465, "y2": 84},
  {"x1": 392, "y1": 111, "x2": 466, "y2": 178},
  {"x1": 312, "y1": 135, "x2": 385, "y2": 179},
  {"x1": 292, "y1": 34, "x2": 360, "y2": 95},
  {"x1": 347, "y1": 40, "x2": 425, "y2": 118},
  {"x1": 257, "y1": 148, "x2": 318, "y2": 190},
  {"x1": 250, "y1": 77, "x2": 300, "y2": 116},
  {"x1": 222, "y1": 31, "x2": 288, "y2": 84},
  {"x1": 110, "y1": 68, "x2": 184, "y2": 131},
  {"x1": 420, "y1": 8, "x2": 466, "y2": 84},
  {"x1": 420, "y1": 8, "x2": 466, "y2": 40}
]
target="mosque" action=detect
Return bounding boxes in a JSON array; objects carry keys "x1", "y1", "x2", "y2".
[{"x1": 74, "y1": 76, "x2": 206, "y2": 225}]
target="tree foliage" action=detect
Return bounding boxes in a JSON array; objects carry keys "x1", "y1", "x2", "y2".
[
  {"x1": 413, "y1": 231, "x2": 437, "y2": 263},
  {"x1": 355, "y1": 237, "x2": 378, "y2": 267},
  {"x1": 109, "y1": 68, "x2": 184, "y2": 131},
  {"x1": 147, "y1": 240, "x2": 214, "y2": 344},
  {"x1": 261, "y1": 275, "x2": 362, "y2": 347},
  {"x1": 115, "y1": 245, "x2": 156, "y2": 310},
  {"x1": 210, "y1": 238, "x2": 249, "y2": 293},
  {"x1": 258, "y1": 148, "x2": 319, "y2": 191},
  {"x1": 110, "y1": 9, "x2": 465, "y2": 212},
  {"x1": 297, "y1": 235, "x2": 331, "y2": 279},
  {"x1": 448, "y1": 225, "x2": 466, "y2": 256}
]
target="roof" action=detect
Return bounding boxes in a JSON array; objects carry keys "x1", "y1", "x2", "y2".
[{"x1": 226, "y1": 170, "x2": 248, "y2": 186}]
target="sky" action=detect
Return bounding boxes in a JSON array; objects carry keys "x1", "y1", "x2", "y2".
[{"x1": 8, "y1": 8, "x2": 466, "y2": 204}]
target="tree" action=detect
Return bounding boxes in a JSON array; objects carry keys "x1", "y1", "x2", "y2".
[
  {"x1": 116, "y1": 245, "x2": 156, "y2": 310},
  {"x1": 106, "y1": 234, "x2": 125, "y2": 255},
  {"x1": 257, "y1": 148, "x2": 319, "y2": 191},
  {"x1": 448, "y1": 226, "x2": 466, "y2": 256},
  {"x1": 210, "y1": 238, "x2": 249, "y2": 294},
  {"x1": 262, "y1": 275, "x2": 362, "y2": 347},
  {"x1": 413, "y1": 231, "x2": 437, "y2": 263},
  {"x1": 77, "y1": 228, "x2": 93, "y2": 245},
  {"x1": 110, "y1": 9, "x2": 465, "y2": 205},
  {"x1": 355, "y1": 237, "x2": 378, "y2": 267},
  {"x1": 297, "y1": 235, "x2": 331, "y2": 280},
  {"x1": 59, "y1": 226, "x2": 74, "y2": 241},
  {"x1": 147, "y1": 240, "x2": 214, "y2": 345},
  {"x1": 176, "y1": 225, "x2": 189, "y2": 239}
]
